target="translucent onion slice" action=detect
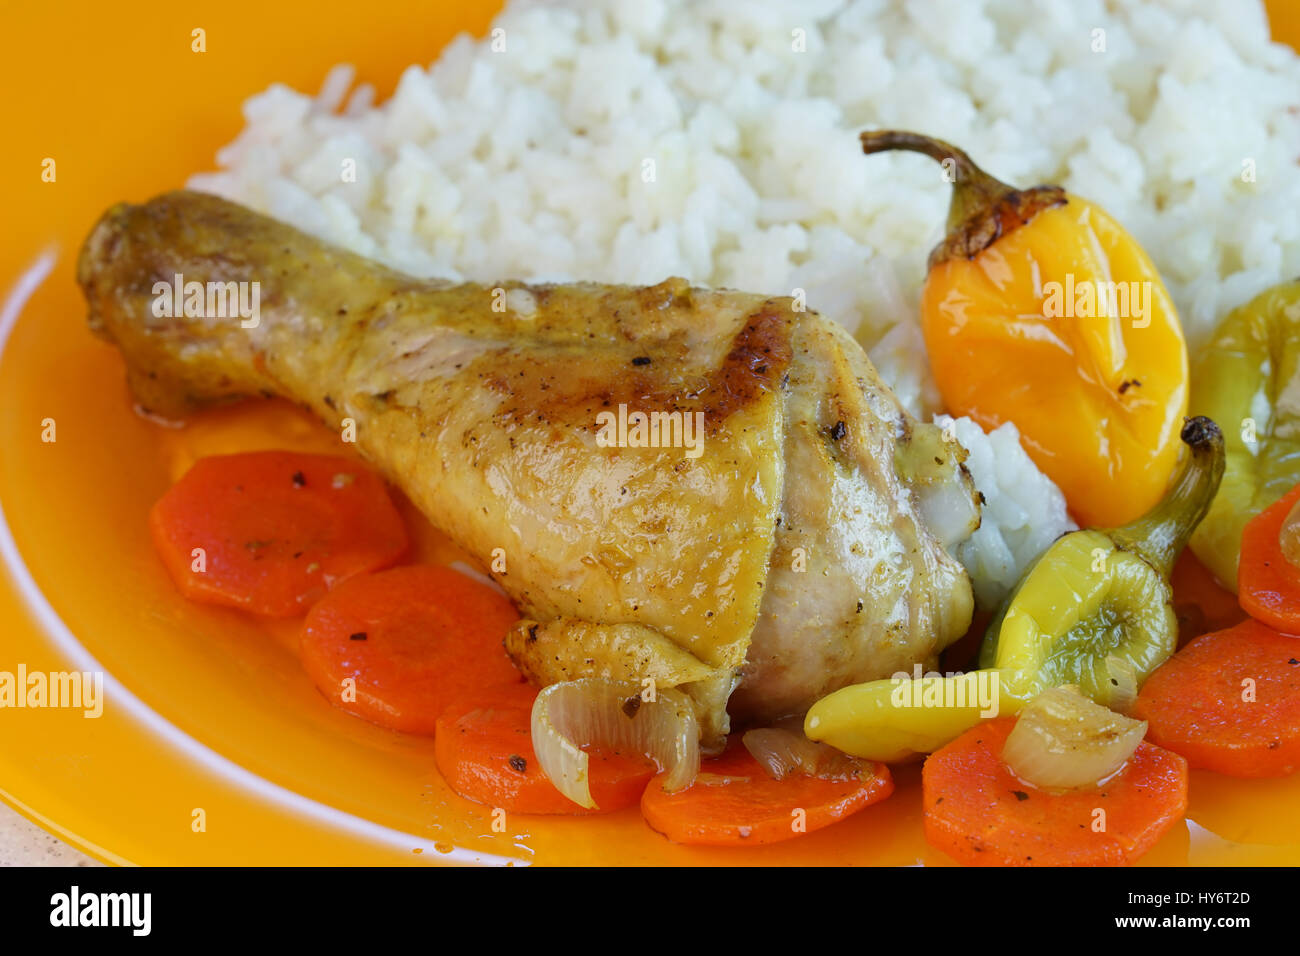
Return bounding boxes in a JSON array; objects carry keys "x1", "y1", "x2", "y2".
[
  {"x1": 742, "y1": 727, "x2": 873, "y2": 782},
  {"x1": 1102, "y1": 654, "x2": 1139, "y2": 715},
  {"x1": 1281, "y1": 498, "x2": 1300, "y2": 569},
  {"x1": 696, "y1": 772, "x2": 752, "y2": 786},
  {"x1": 530, "y1": 679, "x2": 699, "y2": 809},
  {"x1": 899, "y1": 422, "x2": 981, "y2": 554},
  {"x1": 743, "y1": 728, "x2": 824, "y2": 780},
  {"x1": 447, "y1": 560, "x2": 508, "y2": 597},
  {"x1": 1001, "y1": 685, "x2": 1147, "y2": 791}
]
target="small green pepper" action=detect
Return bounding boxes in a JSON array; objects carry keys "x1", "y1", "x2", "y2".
[
  {"x1": 806, "y1": 418, "x2": 1223, "y2": 763},
  {"x1": 1188, "y1": 280, "x2": 1300, "y2": 590},
  {"x1": 980, "y1": 416, "x2": 1225, "y2": 706}
]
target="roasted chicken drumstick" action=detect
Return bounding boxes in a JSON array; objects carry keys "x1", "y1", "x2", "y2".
[{"x1": 79, "y1": 191, "x2": 978, "y2": 747}]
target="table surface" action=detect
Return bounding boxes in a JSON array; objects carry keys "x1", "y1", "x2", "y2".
[{"x1": 0, "y1": 802, "x2": 98, "y2": 867}]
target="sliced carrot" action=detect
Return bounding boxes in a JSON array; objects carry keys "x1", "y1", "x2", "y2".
[
  {"x1": 922, "y1": 718, "x2": 1187, "y2": 866},
  {"x1": 150, "y1": 450, "x2": 407, "y2": 617},
  {"x1": 1239, "y1": 482, "x2": 1300, "y2": 634},
  {"x1": 640, "y1": 737, "x2": 892, "y2": 846},
  {"x1": 1133, "y1": 618, "x2": 1300, "y2": 777},
  {"x1": 434, "y1": 682, "x2": 658, "y2": 814},
  {"x1": 300, "y1": 564, "x2": 521, "y2": 735}
]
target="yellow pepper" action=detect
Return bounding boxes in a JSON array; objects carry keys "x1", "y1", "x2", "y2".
[
  {"x1": 804, "y1": 669, "x2": 1012, "y2": 763},
  {"x1": 860, "y1": 131, "x2": 1189, "y2": 528},
  {"x1": 807, "y1": 417, "x2": 1223, "y2": 762}
]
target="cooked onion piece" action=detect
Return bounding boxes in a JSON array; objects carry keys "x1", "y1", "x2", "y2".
[
  {"x1": 896, "y1": 421, "x2": 981, "y2": 554},
  {"x1": 1280, "y1": 498, "x2": 1300, "y2": 569},
  {"x1": 1102, "y1": 654, "x2": 1139, "y2": 716},
  {"x1": 1001, "y1": 685, "x2": 1147, "y2": 790},
  {"x1": 742, "y1": 727, "x2": 875, "y2": 782},
  {"x1": 743, "y1": 727, "x2": 825, "y2": 779},
  {"x1": 530, "y1": 679, "x2": 699, "y2": 809}
]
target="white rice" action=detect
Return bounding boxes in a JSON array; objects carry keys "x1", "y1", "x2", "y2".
[
  {"x1": 189, "y1": 0, "x2": 1300, "y2": 604},
  {"x1": 938, "y1": 416, "x2": 1077, "y2": 609}
]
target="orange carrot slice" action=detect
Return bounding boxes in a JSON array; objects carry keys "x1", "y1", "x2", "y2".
[
  {"x1": 300, "y1": 564, "x2": 521, "y2": 735},
  {"x1": 640, "y1": 738, "x2": 892, "y2": 846},
  {"x1": 149, "y1": 450, "x2": 408, "y2": 617},
  {"x1": 434, "y1": 682, "x2": 658, "y2": 814},
  {"x1": 922, "y1": 718, "x2": 1187, "y2": 866},
  {"x1": 1239, "y1": 482, "x2": 1300, "y2": 634},
  {"x1": 1133, "y1": 618, "x2": 1300, "y2": 777}
]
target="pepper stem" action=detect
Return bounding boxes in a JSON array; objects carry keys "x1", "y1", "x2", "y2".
[
  {"x1": 859, "y1": 130, "x2": 1066, "y2": 268},
  {"x1": 1109, "y1": 416, "x2": 1226, "y2": 577}
]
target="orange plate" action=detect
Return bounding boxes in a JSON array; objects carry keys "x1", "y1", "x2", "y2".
[{"x1": 2, "y1": 1, "x2": 1300, "y2": 865}]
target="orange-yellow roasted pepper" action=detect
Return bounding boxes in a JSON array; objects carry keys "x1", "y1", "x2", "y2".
[{"x1": 861, "y1": 131, "x2": 1189, "y2": 528}]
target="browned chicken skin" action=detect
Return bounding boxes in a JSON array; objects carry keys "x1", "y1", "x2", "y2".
[{"x1": 78, "y1": 190, "x2": 977, "y2": 748}]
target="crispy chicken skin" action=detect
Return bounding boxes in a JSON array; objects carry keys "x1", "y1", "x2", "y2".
[{"x1": 78, "y1": 190, "x2": 976, "y2": 747}]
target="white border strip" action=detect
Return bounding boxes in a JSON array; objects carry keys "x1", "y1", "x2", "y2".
[{"x1": 0, "y1": 250, "x2": 521, "y2": 866}]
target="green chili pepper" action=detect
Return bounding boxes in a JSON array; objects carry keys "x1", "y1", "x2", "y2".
[
  {"x1": 807, "y1": 417, "x2": 1225, "y2": 763},
  {"x1": 979, "y1": 416, "x2": 1225, "y2": 707},
  {"x1": 1187, "y1": 280, "x2": 1300, "y2": 590}
]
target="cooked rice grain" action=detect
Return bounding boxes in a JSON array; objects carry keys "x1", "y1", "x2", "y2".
[{"x1": 189, "y1": 0, "x2": 1299, "y2": 600}]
